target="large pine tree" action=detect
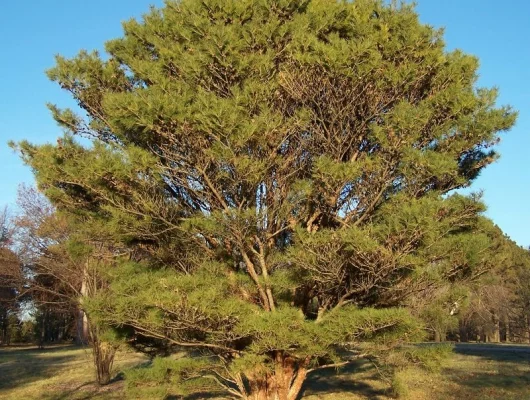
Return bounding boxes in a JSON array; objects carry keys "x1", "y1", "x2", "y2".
[{"x1": 16, "y1": 0, "x2": 516, "y2": 398}]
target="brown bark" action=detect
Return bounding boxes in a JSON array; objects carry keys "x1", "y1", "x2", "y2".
[
  {"x1": 243, "y1": 355, "x2": 310, "y2": 400},
  {"x1": 90, "y1": 325, "x2": 116, "y2": 385},
  {"x1": 81, "y1": 260, "x2": 116, "y2": 385},
  {"x1": 434, "y1": 330, "x2": 445, "y2": 342},
  {"x1": 488, "y1": 316, "x2": 500, "y2": 343}
]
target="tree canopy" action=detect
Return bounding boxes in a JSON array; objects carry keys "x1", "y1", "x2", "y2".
[{"x1": 14, "y1": 0, "x2": 516, "y2": 398}]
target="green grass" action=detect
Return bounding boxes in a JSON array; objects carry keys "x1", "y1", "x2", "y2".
[{"x1": 0, "y1": 344, "x2": 529, "y2": 399}]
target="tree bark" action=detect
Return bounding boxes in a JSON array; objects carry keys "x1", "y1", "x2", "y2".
[
  {"x1": 81, "y1": 259, "x2": 116, "y2": 385},
  {"x1": 491, "y1": 312, "x2": 500, "y2": 343},
  {"x1": 76, "y1": 265, "x2": 89, "y2": 345},
  {"x1": 434, "y1": 329, "x2": 445, "y2": 342},
  {"x1": 526, "y1": 314, "x2": 530, "y2": 344},
  {"x1": 503, "y1": 315, "x2": 510, "y2": 343},
  {"x1": 459, "y1": 321, "x2": 468, "y2": 342},
  {"x1": 76, "y1": 307, "x2": 89, "y2": 345},
  {"x1": 243, "y1": 355, "x2": 310, "y2": 400},
  {"x1": 90, "y1": 324, "x2": 116, "y2": 385}
]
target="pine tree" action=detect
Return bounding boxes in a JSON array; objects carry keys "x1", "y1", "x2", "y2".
[{"x1": 15, "y1": 0, "x2": 516, "y2": 398}]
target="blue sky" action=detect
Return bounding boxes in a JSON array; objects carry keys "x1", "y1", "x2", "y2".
[{"x1": 0, "y1": 0, "x2": 528, "y2": 246}]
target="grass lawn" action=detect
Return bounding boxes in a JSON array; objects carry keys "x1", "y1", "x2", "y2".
[
  {"x1": 0, "y1": 345, "x2": 147, "y2": 400},
  {"x1": 0, "y1": 343, "x2": 529, "y2": 399},
  {"x1": 401, "y1": 344, "x2": 530, "y2": 400}
]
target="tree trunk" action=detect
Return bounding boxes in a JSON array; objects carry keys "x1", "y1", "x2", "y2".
[
  {"x1": 80, "y1": 259, "x2": 116, "y2": 385},
  {"x1": 502, "y1": 315, "x2": 510, "y2": 343},
  {"x1": 459, "y1": 321, "x2": 468, "y2": 342},
  {"x1": 76, "y1": 266, "x2": 89, "y2": 345},
  {"x1": 525, "y1": 314, "x2": 530, "y2": 343},
  {"x1": 1, "y1": 309, "x2": 7, "y2": 345},
  {"x1": 90, "y1": 325, "x2": 116, "y2": 385},
  {"x1": 38, "y1": 309, "x2": 47, "y2": 349},
  {"x1": 243, "y1": 354, "x2": 310, "y2": 400},
  {"x1": 76, "y1": 307, "x2": 89, "y2": 345},
  {"x1": 434, "y1": 329, "x2": 445, "y2": 342},
  {"x1": 490, "y1": 313, "x2": 500, "y2": 343}
]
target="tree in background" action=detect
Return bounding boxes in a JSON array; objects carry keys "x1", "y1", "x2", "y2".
[
  {"x1": 458, "y1": 240, "x2": 530, "y2": 343},
  {"x1": 14, "y1": 185, "x2": 83, "y2": 344},
  {"x1": 0, "y1": 207, "x2": 22, "y2": 345},
  {"x1": 13, "y1": 185, "x2": 117, "y2": 384},
  {"x1": 422, "y1": 221, "x2": 530, "y2": 344},
  {"x1": 410, "y1": 218, "x2": 521, "y2": 343},
  {"x1": 15, "y1": 0, "x2": 516, "y2": 398},
  {"x1": 514, "y1": 248, "x2": 530, "y2": 342}
]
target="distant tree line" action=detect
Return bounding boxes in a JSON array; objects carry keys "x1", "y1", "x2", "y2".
[{"x1": 415, "y1": 224, "x2": 530, "y2": 343}]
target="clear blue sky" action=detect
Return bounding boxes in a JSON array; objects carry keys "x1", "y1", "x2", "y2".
[{"x1": 0, "y1": 0, "x2": 528, "y2": 246}]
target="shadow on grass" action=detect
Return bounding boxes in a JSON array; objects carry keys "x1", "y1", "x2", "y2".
[
  {"x1": 459, "y1": 370, "x2": 530, "y2": 389},
  {"x1": 453, "y1": 343, "x2": 530, "y2": 363},
  {"x1": 0, "y1": 345, "x2": 83, "y2": 391},
  {"x1": 47, "y1": 382, "x2": 93, "y2": 400},
  {"x1": 435, "y1": 344, "x2": 530, "y2": 399},
  {"x1": 435, "y1": 367, "x2": 530, "y2": 400},
  {"x1": 162, "y1": 360, "x2": 387, "y2": 400},
  {"x1": 300, "y1": 359, "x2": 387, "y2": 399}
]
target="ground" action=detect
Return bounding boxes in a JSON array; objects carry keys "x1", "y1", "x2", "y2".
[{"x1": 0, "y1": 343, "x2": 529, "y2": 400}]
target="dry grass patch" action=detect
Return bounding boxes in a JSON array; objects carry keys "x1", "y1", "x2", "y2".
[{"x1": 0, "y1": 345, "x2": 147, "y2": 400}]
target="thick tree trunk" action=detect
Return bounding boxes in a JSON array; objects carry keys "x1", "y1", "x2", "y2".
[{"x1": 243, "y1": 355, "x2": 310, "y2": 400}]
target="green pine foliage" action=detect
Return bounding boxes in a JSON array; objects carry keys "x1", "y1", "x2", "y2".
[{"x1": 14, "y1": 0, "x2": 516, "y2": 398}]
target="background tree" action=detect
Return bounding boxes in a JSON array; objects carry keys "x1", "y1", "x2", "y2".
[
  {"x1": 0, "y1": 207, "x2": 23, "y2": 345},
  {"x1": 410, "y1": 218, "x2": 519, "y2": 343},
  {"x1": 514, "y1": 249, "x2": 530, "y2": 342},
  {"x1": 13, "y1": 185, "x2": 118, "y2": 384},
  {"x1": 15, "y1": 185, "x2": 82, "y2": 344},
  {"x1": 447, "y1": 224, "x2": 530, "y2": 344},
  {"x1": 15, "y1": 0, "x2": 516, "y2": 398},
  {"x1": 475, "y1": 241, "x2": 530, "y2": 343}
]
